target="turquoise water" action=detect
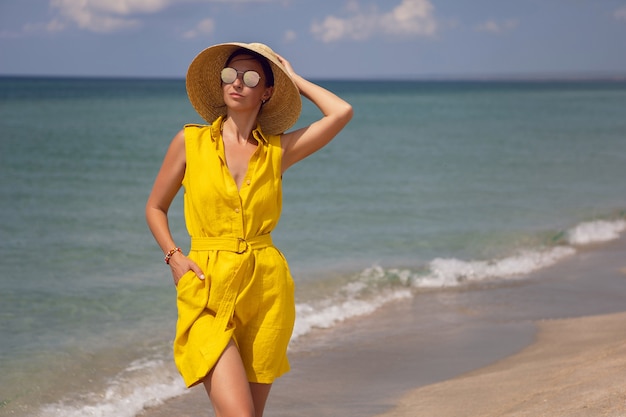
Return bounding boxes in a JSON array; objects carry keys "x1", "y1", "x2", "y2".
[{"x1": 1, "y1": 77, "x2": 625, "y2": 416}]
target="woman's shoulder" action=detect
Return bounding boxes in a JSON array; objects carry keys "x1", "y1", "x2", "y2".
[
  {"x1": 183, "y1": 122, "x2": 210, "y2": 128},
  {"x1": 183, "y1": 122, "x2": 218, "y2": 142},
  {"x1": 183, "y1": 123, "x2": 211, "y2": 133}
]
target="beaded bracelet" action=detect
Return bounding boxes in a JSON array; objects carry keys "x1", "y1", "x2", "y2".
[{"x1": 164, "y1": 247, "x2": 182, "y2": 265}]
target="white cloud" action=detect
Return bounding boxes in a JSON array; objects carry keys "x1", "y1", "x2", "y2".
[
  {"x1": 283, "y1": 29, "x2": 297, "y2": 43},
  {"x1": 615, "y1": 6, "x2": 626, "y2": 21},
  {"x1": 49, "y1": 0, "x2": 177, "y2": 33},
  {"x1": 47, "y1": 0, "x2": 276, "y2": 34},
  {"x1": 311, "y1": 0, "x2": 437, "y2": 43},
  {"x1": 345, "y1": 0, "x2": 360, "y2": 14},
  {"x1": 182, "y1": 18, "x2": 215, "y2": 39},
  {"x1": 72, "y1": 0, "x2": 173, "y2": 15},
  {"x1": 475, "y1": 19, "x2": 518, "y2": 34},
  {"x1": 45, "y1": 19, "x2": 68, "y2": 33},
  {"x1": 8, "y1": 0, "x2": 282, "y2": 36},
  {"x1": 0, "y1": 18, "x2": 67, "y2": 38}
]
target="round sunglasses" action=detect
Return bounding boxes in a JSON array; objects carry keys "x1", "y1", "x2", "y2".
[{"x1": 220, "y1": 67, "x2": 261, "y2": 88}]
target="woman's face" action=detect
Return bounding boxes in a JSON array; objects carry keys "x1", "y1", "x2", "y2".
[{"x1": 222, "y1": 54, "x2": 273, "y2": 114}]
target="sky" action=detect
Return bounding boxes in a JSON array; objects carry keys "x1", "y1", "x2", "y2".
[{"x1": 1, "y1": 0, "x2": 626, "y2": 79}]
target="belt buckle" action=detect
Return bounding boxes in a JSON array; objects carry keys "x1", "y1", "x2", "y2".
[{"x1": 236, "y1": 238, "x2": 248, "y2": 254}]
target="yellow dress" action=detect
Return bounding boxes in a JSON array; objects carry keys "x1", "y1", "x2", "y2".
[{"x1": 174, "y1": 116, "x2": 295, "y2": 388}]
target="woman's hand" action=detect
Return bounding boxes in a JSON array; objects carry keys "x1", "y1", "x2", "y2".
[
  {"x1": 168, "y1": 251, "x2": 205, "y2": 286},
  {"x1": 277, "y1": 53, "x2": 353, "y2": 173},
  {"x1": 275, "y1": 53, "x2": 298, "y2": 84}
]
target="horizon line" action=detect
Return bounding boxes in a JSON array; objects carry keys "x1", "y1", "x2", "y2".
[{"x1": 1, "y1": 71, "x2": 626, "y2": 82}]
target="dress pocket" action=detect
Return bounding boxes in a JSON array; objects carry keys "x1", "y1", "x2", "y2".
[
  {"x1": 176, "y1": 270, "x2": 196, "y2": 288},
  {"x1": 176, "y1": 270, "x2": 210, "y2": 314}
]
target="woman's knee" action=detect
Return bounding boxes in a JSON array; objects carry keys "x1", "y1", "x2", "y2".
[{"x1": 204, "y1": 341, "x2": 256, "y2": 417}]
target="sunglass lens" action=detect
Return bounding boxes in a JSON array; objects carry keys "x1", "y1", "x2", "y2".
[
  {"x1": 243, "y1": 71, "x2": 260, "y2": 88},
  {"x1": 221, "y1": 67, "x2": 237, "y2": 84}
]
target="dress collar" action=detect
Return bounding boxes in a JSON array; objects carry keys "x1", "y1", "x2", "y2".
[{"x1": 210, "y1": 115, "x2": 269, "y2": 145}]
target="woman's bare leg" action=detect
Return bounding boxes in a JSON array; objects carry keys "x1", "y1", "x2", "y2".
[
  {"x1": 203, "y1": 340, "x2": 254, "y2": 417},
  {"x1": 250, "y1": 383, "x2": 272, "y2": 417},
  {"x1": 203, "y1": 340, "x2": 274, "y2": 417}
]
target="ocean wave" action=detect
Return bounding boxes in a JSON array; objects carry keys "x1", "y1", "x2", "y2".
[
  {"x1": 38, "y1": 357, "x2": 187, "y2": 417},
  {"x1": 292, "y1": 282, "x2": 411, "y2": 341},
  {"x1": 36, "y1": 217, "x2": 626, "y2": 417},
  {"x1": 291, "y1": 217, "x2": 626, "y2": 340},
  {"x1": 421, "y1": 246, "x2": 576, "y2": 288},
  {"x1": 566, "y1": 219, "x2": 626, "y2": 245},
  {"x1": 291, "y1": 247, "x2": 558, "y2": 340}
]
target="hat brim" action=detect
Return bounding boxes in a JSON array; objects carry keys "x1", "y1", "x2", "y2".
[{"x1": 186, "y1": 42, "x2": 302, "y2": 135}]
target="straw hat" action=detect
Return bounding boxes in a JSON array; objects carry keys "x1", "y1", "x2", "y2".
[{"x1": 186, "y1": 42, "x2": 302, "y2": 135}]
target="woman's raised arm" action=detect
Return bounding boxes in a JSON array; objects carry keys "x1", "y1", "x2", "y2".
[{"x1": 278, "y1": 54, "x2": 353, "y2": 173}]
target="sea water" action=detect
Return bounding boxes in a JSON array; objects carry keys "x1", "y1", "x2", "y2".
[{"x1": 1, "y1": 77, "x2": 625, "y2": 416}]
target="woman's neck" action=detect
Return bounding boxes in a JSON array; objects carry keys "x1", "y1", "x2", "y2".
[
  {"x1": 222, "y1": 115, "x2": 258, "y2": 146},
  {"x1": 223, "y1": 113, "x2": 257, "y2": 144}
]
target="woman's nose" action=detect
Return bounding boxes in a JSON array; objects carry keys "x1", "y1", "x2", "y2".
[{"x1": 232, "y1": 76, "x2": 243, "y2": 88}]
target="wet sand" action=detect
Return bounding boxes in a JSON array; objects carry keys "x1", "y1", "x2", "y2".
[
  {"x1": 140, "y1": 236, "x2": 626, "y2": 417},
  {"x1": 375, "y1": 311, "x2": 626, "y2": 417}
]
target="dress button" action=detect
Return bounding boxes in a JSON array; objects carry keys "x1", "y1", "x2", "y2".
[
  {"x1": 246, "y1": 180, "x2": 251, "y2": 186},
  {"x1": 234, "y1": 208, "x2": 240, "y2": 213}
]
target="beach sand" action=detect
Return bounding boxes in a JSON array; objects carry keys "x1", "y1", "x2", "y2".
[
  {"x1": 141, "y1": 236, "x2": 626, "y2": 417},
  {"x1": 375, "y1": 312, "x2": 626, "y2": 417}
]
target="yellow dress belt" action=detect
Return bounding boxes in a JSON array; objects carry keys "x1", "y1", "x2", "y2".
[{"x1": 190, "y1": 234, "x2": 273, "y2": 253}]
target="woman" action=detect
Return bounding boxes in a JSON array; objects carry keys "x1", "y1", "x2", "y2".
[{"x1": 145, "y1": 42, "x2": 352, "y2": 417}]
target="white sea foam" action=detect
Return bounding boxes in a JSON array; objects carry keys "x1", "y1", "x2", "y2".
[
  {"x1": 566, "y1": 219, "x2": 626, "y2": 245},
  {"x1": 292, "y1": 289, "x2": 411, "y2": 340},
  {"x1": 292, "y1": 217, "x2": 626, "y2": 337},
  {"x1": 291, "y1": 267, "x2": 412, "y2": 341},
  {"x1": 38, "y1": 358, "x2": 187, "y2": 417},
  {"x1": 290, "y1": 245, "x2": 579, "y2": 338},
  {"x1": 420, "y1": 246, "x2": 576, "y2": 288}
]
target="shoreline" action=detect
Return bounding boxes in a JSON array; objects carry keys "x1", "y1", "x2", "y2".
[
  {"x1": 371, "y1": 237, "x2": 626, "y2": 417},
  {"x1": 140, "y1": 236, "x2": 626, "y2": 417},
  {"x1": 375, "y1": 311, "x2": 626, "y2": 417}
]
